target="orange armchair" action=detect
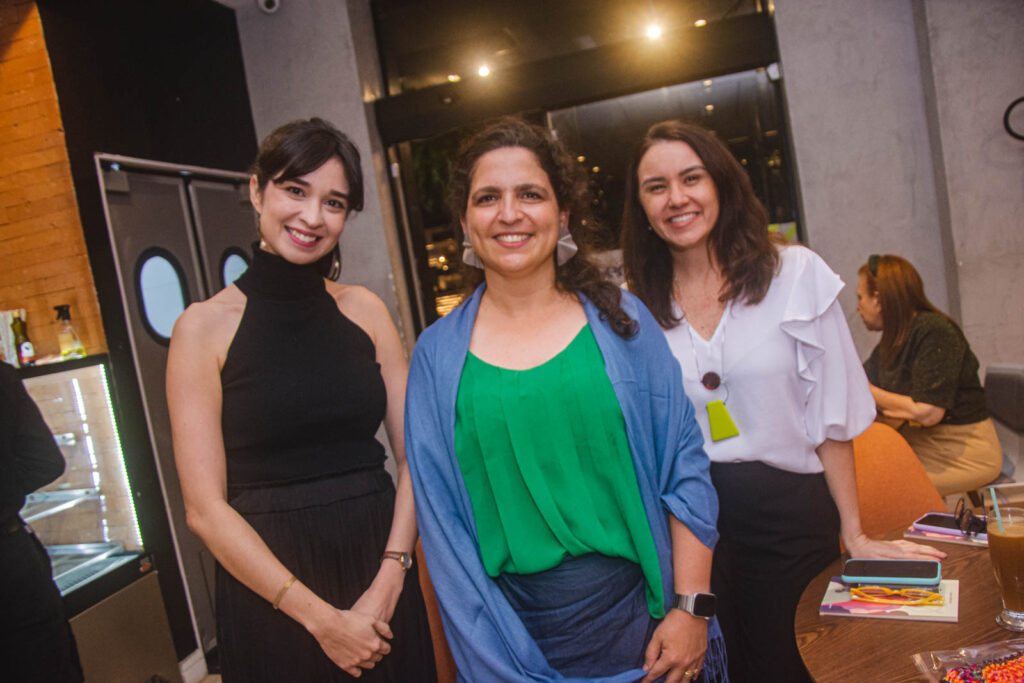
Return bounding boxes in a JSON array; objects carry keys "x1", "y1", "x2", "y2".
[
  {"x1": 416, "y1": 540, "x2": 457, "y2": 683},
  {"x1": 853, "y1": 422, "x2": 947, "y2": 537}
]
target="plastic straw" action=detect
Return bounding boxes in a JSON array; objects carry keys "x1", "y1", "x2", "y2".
[{"x1": 990, "y1": 486, "x2": 1005, "y2": 534}]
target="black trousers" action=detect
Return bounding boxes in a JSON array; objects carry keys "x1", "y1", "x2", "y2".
[
  {"x1": 710, "y1": 461, "x2": 840, "y2": 683},
  {"x1": 0, "y1": 523, "x2": 83, "y2": 683}
]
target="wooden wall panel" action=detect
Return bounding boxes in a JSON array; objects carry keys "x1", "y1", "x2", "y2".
[{"x1": 0, "y1": 0, "x2": 106, "y2": 361}]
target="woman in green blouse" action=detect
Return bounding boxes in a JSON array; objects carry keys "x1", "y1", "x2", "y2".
[
  {"x1": 405, "y1": 117, "x2": 725, "y2": 682},
  {"x1": 856, "y1": 254, "x2": 1002, "y2": 496}
]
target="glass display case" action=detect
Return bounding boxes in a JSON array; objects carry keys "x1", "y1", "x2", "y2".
[{"x1": 19, "y1": 355, "x2": 149, "y2": 606}]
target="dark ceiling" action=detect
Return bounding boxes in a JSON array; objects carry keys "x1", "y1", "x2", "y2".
[{"x1": 371, "y1": 0, "x2": 762, "y2": 94}]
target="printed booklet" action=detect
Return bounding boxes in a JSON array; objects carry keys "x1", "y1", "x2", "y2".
[
  {"x1": 903, "y1": 526, "x2": 988, "y2": 548},
  {"x1": 818, "y1": 577, "x2": 959, "y2": 623}
]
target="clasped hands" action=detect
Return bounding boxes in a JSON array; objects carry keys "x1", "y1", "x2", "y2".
[{"x1": 313, "y1": 577, "x2": 402, "y2": 677}]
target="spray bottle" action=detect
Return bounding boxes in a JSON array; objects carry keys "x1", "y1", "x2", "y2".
[{"x1": 54, "y1": 305, "x2": 86, "y2": 358}]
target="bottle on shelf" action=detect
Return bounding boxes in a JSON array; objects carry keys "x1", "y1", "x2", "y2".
[
  {"x1": 11, "y1": 311, "x2": 35, "y2": 367},
  {"x1": 54, "y1": 305, "x2": 86, "y2": 359}
]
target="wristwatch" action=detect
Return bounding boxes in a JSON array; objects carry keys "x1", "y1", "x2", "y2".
[
  {"x1": 672, "y1": 592, "x2": 717, "y2": 619},
  {"x1": 382, "y1": 551, "x2": 413, "y2": 571}
]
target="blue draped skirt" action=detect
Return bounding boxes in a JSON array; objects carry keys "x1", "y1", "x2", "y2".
[{"x1": 496, "y1": 553, "x2": 727, "y2": 681}]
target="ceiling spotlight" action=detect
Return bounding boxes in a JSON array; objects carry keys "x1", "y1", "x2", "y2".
[
  {"x1": 694, "y1": 18, "x2": 708, "y2": 27},
  {"x1": 646, "y1": 24, "x2": 662, "y2": 40},
  {"x1": 576, "y1": 155, "x2": 586, "y2": 163},
  {"x1": 478, "y1": 65, "x2": 491, "y2": 77},
  {"x1": 447, "y1": 74, "x2": 461, "y2": 83},
  {"x1": 703, "y1": 79, "x2": 713, "y2": 87}
]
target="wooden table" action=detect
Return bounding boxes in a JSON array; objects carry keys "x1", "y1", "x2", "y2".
[{"x1": 795, "y1": 534, "x2": 1018, "y2": 682}]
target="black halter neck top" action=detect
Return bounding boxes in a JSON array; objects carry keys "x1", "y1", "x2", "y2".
[{"x1": 220, "y1": 246, "x2": 387, "y2": 489}]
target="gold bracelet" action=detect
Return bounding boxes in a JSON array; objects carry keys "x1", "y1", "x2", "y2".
[{"x1": 272, "y1": 575, "x2": 297, "y2": 610}]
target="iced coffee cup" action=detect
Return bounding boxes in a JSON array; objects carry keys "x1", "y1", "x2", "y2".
[{"x1": 987, "y1": 507, "x2": 1024, "y2": 631}]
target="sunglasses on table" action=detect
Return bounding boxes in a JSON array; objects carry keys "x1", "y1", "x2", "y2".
[
  {"x1": 850, "y1": 586, "x2": 944, "y2": 606},
  {"x1": 953, "y1": 497, "x2": 988, "y2": 537}
]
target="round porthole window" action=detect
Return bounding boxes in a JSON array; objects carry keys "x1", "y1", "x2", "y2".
[
  {"x1": 136, "y1": 251, "x2": 188, "y2": 343},
  {"x1": 220, "y1": 249, "x2": 249, "y2": 288}
]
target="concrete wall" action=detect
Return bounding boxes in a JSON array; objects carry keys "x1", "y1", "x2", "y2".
[
  {"x1": 775, "y1": 0, "x2": 1024, "y2": 372},
  {"x1": 773, "y1": 0, "x2": 949, "y2": 357},
  {"x1": 920, "y1": 0, "x2": 1024, "y2": 372},
  {"x1": 232, "y1": 0, "x2": 414, "y2": 348}
]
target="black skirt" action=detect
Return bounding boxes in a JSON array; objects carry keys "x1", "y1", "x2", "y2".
[
  {"x1": 710, "y1": 461, "x2": 840, "y2": 683},
  {"x1": 216, "y1": 469, "x2": 436, "y2": 682}
]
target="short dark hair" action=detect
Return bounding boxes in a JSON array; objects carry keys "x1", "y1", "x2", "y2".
[
  {"x1": 448, "y1": 116, "x2": 636, "y2": 337},
  {"x1": 621, "y1": 119, "x2": 780, "y2": 328},
  {"x1": 251, "y1": 118, "x2": 364, "y2": 279}
]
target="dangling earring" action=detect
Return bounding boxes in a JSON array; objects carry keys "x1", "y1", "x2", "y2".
[
  {"x1": 556, "y1": 220, "x2": 578, "y2": 266},
  {"x1": 461, "y1": 235, "x2": 484, "y2": 269},
  {"x1": 328, "y1": 249, "x2": 342, "y2": 280}
]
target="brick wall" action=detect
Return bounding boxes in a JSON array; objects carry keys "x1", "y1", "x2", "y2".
[{"x1": 0, "y1": 0, "x2": 106, "y2": 362}]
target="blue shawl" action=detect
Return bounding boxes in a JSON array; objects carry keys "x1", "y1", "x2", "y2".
[{"x1": 405, "y1": 285, "x2": 725, "y2": 681}]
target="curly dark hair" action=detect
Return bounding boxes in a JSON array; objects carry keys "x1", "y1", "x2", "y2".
[
  {"x1": 448, "y1": 116, "x2": 636, "y2": 338},
  {"x1": 621, "y1": 120, "x2": 781, "y2": 329},
  {"x1": 250, "y1": 117, "x2": 364, "y2": 280}
]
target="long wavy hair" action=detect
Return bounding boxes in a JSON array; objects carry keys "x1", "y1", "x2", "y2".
[
  {"x1": 858, "y1": 254, "x2": 952, "y2": 368},
  {"x1": 250, "y1": 117, "x2": 364, "y2": 280},
  {"x1": 448, "y1": 116, "x2": 636, "y2": 338},
  {"x1": 621, "y1": 120, "x2": 781, "y2": 328}
]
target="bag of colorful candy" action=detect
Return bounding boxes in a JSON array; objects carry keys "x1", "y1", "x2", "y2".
[{"x1": 913, "y1": 638, "x2": 1024, "y2": 682}]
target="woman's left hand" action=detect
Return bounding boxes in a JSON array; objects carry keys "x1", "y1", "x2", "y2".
[
  {"x1": 641, "y1": 609, "x2": 708, "y2": 683},
  {"x1": 845, "y1": 534, "x2": 947, "y2": 561},
  {"x1": 351, "y1": 562, "x2": 406, "y2": 624}
]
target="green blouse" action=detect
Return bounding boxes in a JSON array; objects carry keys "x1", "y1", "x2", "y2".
[{"x1": 454, "y1": 324, "x2": 664, "y2": 617}]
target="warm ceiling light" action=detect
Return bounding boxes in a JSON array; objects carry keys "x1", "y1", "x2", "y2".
[
  {"x1": 447, "y1": 74, "x2": 461, "y2": 82},
  {"x1": 645, "y1": 23, "x2": 662, "y2": 40},
  {"x1": 591, "y1": 166, "x2": 600, "y2": 173},
  {"x1": 694, "y1": 18, "x2": 708, "y2": 27},
  {"x1": 703, "y1": 79, "x2": 713, "y2": 87},
  {"x1": 704, "y1": 104, "x2": 715, "y2": 113},
  {"x1": 576, "y1": 155, "x2": 586, "y2": 163},
  {"x1": 478, "y1": 65, "x2": 491, "y2": 77}
]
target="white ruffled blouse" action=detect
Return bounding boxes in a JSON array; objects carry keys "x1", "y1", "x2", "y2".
[{"x1": 662, "y1": 245, "x2": 875, "y2": 474}]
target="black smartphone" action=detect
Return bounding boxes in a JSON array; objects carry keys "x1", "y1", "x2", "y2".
[
  {"x1": 840, "y1": 559, "x2": 941, "y2": 587},
  {"x1": 913, "y1": 512, "x2": 988, "y2": 540}
]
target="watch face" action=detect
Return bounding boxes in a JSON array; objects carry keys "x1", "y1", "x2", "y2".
[
  {"x1": 691, "y1": 593, "x2": 717, "y2": 617},
  {"x1": 400, "y1": 553, "x2": 413, "y2": 570}
]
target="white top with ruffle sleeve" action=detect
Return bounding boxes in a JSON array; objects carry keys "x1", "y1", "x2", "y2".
[{"x1": 662, "y1": 244, "x2": 875, "y2": 474}]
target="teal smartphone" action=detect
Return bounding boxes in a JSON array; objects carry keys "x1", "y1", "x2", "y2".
[{"x1": 840, "y1": 559, "x2": 941, "y2": 587}]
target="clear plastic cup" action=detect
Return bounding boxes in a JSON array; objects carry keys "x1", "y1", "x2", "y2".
[{"x1": 987, "y1": 507, "x2": 1024, "y2": 631}]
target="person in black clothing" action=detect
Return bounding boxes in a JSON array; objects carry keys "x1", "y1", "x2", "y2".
[
  {"x1": 856, "y1": 254, "x2": 1002, "y2": 496},
  {"x1": 0, "y1": 361, "x2": 83, "y2": 682},
  {"x1": 166, "y1": 118, "x2": 435, "y2": 681}
]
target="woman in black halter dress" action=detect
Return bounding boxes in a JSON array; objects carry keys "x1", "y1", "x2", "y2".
[{"x1": 167, "y1": 118, "x2": 435, "y2": 681}]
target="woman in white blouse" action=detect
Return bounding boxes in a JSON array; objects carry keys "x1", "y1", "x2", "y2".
[{"x1": 621, "y1": 120, "x2": 944, "y2": 683}]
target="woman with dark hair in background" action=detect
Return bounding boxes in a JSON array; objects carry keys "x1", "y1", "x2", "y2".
[
  {"x1": 622, "y1": 119, "x2": 943, "y2": 682},
  {"x1": 856, "y1": 253, "x2": 1002, "y2": 496},
  {"x1": 167, "y1": 118, "x2": 435, "y2": 681},
  {"x1": 405, "y1": 117, "x2": 726, "y2": 682}
]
